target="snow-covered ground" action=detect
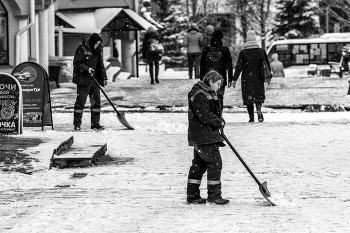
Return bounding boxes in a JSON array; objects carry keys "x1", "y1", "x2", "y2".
[{"x1": 1, "y1": 111, "x2": 350, "y2": 232}]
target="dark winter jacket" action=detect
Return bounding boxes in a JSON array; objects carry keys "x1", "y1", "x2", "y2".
[
  {"x1": 231, "y1": 48, "x2": 271, "y2": 105},
  {"x1": 188, "y1": 81, "x2": 224, "y2": 146},
  {"x1": 73, "y1": 37, "x2": 107, "y2": 87},
  {"x1": 201, "y1": 33, "x2": 213, "y2": 47},
  {"x1": 142, "y1": 31, "x2": 162, "y2": 62},
  {"x1": 200, "y1": 37, "x2": 233, "y2": 87}
]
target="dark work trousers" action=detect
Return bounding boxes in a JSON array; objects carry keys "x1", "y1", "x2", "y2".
[
  {"x1": 187, "y1": 53, "x2": 201, "y2": 79},
  {"x1": 73, "y1": 81, "x2": 101, "y2": 127},
  {"x1": 148, "y1": 61, "x2": 159, "y2": 84},
  {"x1": 187, "y1": 143, "x2": 223, "y2": 201}
]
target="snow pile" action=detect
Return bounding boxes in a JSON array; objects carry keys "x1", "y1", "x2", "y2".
[
  {"x1": 135, "y1": 121, "x2": 187, "y2": 134},
  {"x1": 266, "y1": 193, "x2": 294, "y2": 207}
]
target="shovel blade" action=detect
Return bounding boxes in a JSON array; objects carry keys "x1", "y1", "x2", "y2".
[
  {"x1": 259, "y1": 181, "x2": 276, "y2": 206},
  {"x1": 117, "y1": 112, "x2": 134, "y2": 130}
]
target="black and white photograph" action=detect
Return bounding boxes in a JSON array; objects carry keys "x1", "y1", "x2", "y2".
[{"x1": 1, "y1": 0, "x2": 350, "y2": 232}]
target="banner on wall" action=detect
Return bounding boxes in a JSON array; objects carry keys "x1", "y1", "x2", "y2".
[
  {"x1": 0, "y1": 73, "x2": 23, "y2": 135},
  {"x1": 11, "y1": 62, "x2": 53, "y2": 130}
]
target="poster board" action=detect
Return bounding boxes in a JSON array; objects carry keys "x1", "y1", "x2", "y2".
[
  {"x1": 11, "y1": 62, "x2": 53, "y2": 130},
  {"x1": 0, "y1": 73, "x2": 23, "y2": 135}
]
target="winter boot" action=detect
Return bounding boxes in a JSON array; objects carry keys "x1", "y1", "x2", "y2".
[
  {"x1": 155, "y1": 64, "x2": 159, "y2": 83},
  {"x1": 91, "y1": 124, "x2": 105, "y2": 130},
  {"x1": 256, "y1": 103, "x2": 264, "y2": 122},
  {"x1": 207, "y1": 178, "x2": 229, "y2": 205},
  {"x1": 207, "y1": 198, "x2": 230, "y2": 205},
  {"x1": 207, "y1": 180, "x2": 223, "y2": 202},
  {"x1": 150, "y1": 71, "x2": 155, "y2": 84},
  {"x1": 187, "y1": 196, "x2": 206, "y2": 204},
  {"x1": 187, "y1": 179, "x2": 204, "y2": 204},
  {"x1": 247, "y1": 104, "x2": 254, "y2": 122},
  {"x1": 248, "y1": 114, "x2": 254, "y2": 122}
]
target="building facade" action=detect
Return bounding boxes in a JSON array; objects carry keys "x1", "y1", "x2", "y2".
[
  {"x1": 0, "y1": 0, "x2": 157, "y2": 77},
  {"x1": 0, "y1": 0, "x2": 56, "y2": 72}
]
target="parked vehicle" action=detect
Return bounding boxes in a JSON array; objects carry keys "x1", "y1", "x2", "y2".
[
  {"x1": 267, "y1": 33, "x2": 350, "y2": 78},
  {"x1": 267, "y1": 33, "x2": 350, "y2": 67}
]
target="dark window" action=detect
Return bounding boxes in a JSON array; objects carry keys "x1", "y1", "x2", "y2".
[
  {"x1": 310, "y1": 43, "x2": 327, "y2": 64},
  {"x1": 292, "y1": 44, "x2": 309, "y2": 65}
]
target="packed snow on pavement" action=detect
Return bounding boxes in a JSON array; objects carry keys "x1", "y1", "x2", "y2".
[{"x1": 1, "y1": 110, "x2": 350, "y2": 232}]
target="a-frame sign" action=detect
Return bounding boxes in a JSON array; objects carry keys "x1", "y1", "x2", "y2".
[
  {"x1": 0, "y1": 73, "x2": 23, "y2": 135},
  {"x1": 11, "y1": 62, "x2": 53, "y2": 130}
]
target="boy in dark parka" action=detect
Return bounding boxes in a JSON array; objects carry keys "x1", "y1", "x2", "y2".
[{"x1": 187, "y1": 70, "x2": 229, "y2": 205}]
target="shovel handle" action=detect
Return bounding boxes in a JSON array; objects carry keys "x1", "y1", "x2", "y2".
[
  {"x1": 221, "y1": 131, "x2": 262, "y2": 187},
  {"x1": 90, "y1": 75, "x2": 121, "y2": 117}
]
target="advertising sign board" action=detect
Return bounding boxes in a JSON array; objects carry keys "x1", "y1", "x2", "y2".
[
  {"x1": 12, "y1": 62, "x2": 53, "y2": 130},
  {"x1": 0, "y1": 73, "x2": 23, "y2": 135}
]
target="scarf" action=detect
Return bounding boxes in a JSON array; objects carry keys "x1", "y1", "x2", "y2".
[{"x1": 243, "y1": 41, "x2": 259, "y2": 50}]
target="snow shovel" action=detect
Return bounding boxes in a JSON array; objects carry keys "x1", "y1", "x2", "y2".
[
  {"x1": 220, "y1": 129, "x2": 276, "y2": 206},
  {"x1": 91, "y1": 76, "x2": 134, "y2": 130}
]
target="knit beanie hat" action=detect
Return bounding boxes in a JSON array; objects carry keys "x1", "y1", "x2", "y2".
[
  {"x1": 210, "y1": 37, "x2": 223, "y2": 48},
  {"x1": 246, "y1": 30, "x2": 257, "y2": 42},
  {"x1": 89, "y1": 33, "x2": 102, "y2": 50},
  {"x1": 212, "y1": 30, "x2": 224, "y2": 39}
]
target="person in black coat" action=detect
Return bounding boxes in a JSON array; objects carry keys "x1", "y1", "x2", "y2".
[
  {"x1": 142, "y1": 26, "x2": 162, "y2": 84},
  {"x1": 72, "y1": 33, "x2": 107, "y2": 130},
  {"x1": 186, "y1": 70, "x2": 229, "y2": 205},
  {"x1": 229, "y1": 30, "x2": 271, "y2": 122},
  {"x1": 200, "y1": 30, "x2": 233, "y2": 111}
]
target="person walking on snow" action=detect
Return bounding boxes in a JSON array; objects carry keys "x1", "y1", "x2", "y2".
[
  {"x1": 270, "y1": 53, "x2": 285, "y2": 77},
  {"x1": 183, "y1": 23, "x2": 203, "y2": 79},
  {"x1": 72, "y1": 33, "x2": 108, "y2": 131},
  {"x1": 142, "y1": 26, "x2": 163, "y2": 84},
  {"x1": 200, "y1": 30, "x2": 233, "y2": 111},
  {"x1": 187, "y1": 70, "x2": 229, "y2": 205},
  {"x1": 228, "y1": 30, "x2": 271, "y2": 123}
]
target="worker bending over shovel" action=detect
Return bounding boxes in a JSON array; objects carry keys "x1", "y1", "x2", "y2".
[{"x1": 186, "y1": 70, "x2": 229, "y2": 205}]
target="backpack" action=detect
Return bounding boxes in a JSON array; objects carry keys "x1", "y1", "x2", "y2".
[
  {"x1": 148, "y1": 39, "x2": 164, "y2": 57},
  {"x1": 206, "y1": 47, "x2": 222, "y2": 72}
]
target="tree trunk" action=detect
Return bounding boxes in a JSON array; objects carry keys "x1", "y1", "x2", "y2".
[
  {"x1": 192, "y1": 0, "x2": 198, "y2": 19},
  {"x1": 203, "y1": 0, "x2": 208, "y2": 15},
  {"x1": 186, "y1": 0, "x2": 189, "y2": 15},
  {"x1": 260, "y1": 0, "x2": 266, "y2": 49}
]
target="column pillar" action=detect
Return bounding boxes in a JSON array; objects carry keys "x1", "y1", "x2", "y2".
[
  {"x1": 19, "y1": 19, "x2": 28, "y2": 63},
  {"x1": 38, "y1": 9, "x2": 49, "y2": 72},
  {"x1": 121, "y1": 40, "x2": 135, "y2": 75},
  {"x1": 48, "y1": 4, "x2": 55, "y2": 57}
]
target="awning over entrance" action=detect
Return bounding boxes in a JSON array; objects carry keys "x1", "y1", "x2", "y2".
[{"x1": 56, "y1": 8, "x2": 156, "y2": 33}]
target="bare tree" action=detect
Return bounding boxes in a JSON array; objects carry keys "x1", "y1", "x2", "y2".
[
  {"x1": 186, "y1": 0, "x2": 190, "y2": 15},
  {"x1": 319, "y1": 0, "x2": 350, "y2": 32},
  {"x1": 227, "y1": 0, "x2": 273, "y2": 49},
  {"x1": 247, "y1": 0, "x2": 273, "y2": 49},
  {"x1": 203, "y1": 0, "x2": 208, "y2": 15}
]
